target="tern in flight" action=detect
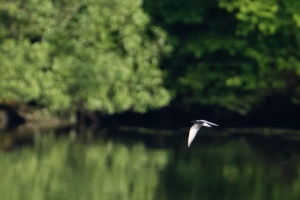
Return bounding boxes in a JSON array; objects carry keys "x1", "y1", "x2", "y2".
[{"x1": 188, "y1": 120, "x2": 218, "y2": 147}]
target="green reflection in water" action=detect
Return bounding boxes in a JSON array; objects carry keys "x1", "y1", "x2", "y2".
[
  {"x1": 1, "y1": 134, "x2": 300, "y2": 200},
  {"x1": 162, "y1": 138, "x2": 300, "y2": 200},
  {"x1": 0, "y1": 135, "x2": 169, "y2": 200}
]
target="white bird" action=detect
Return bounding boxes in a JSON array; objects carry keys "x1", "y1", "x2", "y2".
[{"x1": 188, "y1": 120, "x2": 218, "y2": 147}]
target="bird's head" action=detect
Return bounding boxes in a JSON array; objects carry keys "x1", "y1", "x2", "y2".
[{"x1": 190, "y1": 120, "x2": 197, "y2": 124}]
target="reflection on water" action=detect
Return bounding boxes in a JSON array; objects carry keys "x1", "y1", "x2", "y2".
[
  {"x1": 163, "y1": 137, "x2": 300, "y2": 200},
  {"x1": 0, "y1": 134, "x2": 168, "y2": 200},
  {"x1": 1, "y1": 132, "x2": 300, "y2": 200}
]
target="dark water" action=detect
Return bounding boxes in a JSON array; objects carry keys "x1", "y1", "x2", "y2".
[
  {"x1": 164, "y1": 136, "x2": 300, "y2": 200},
  {"x1": 1, "y1": 132, "x2": 300, "y2": 200}
]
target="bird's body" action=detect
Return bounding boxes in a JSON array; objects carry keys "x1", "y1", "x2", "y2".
[{"x1": 188, "y1": 120, "x2": 218, "y2": 147}]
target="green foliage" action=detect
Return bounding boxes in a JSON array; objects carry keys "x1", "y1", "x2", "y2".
[
  {"x1": 4, "y1": 0, "x2": 300, "y2": 115},
  {"x1": 0, "y1": 0, "x2": 171, "y2": 113},
  {"x1": 144, "y1": 0, "x2": 300, "y2": 114}
]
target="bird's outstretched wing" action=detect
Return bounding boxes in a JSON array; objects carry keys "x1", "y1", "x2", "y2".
[
  {"x1": 200, "y1": 120, "x2": 218, "y2": 126},
  {"x1": 188, "y1": 124, "x2": 201, "y2": 147}
]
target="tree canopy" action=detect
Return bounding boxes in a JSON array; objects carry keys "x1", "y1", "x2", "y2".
[
  {"x1": 144, "y1": 0, "x2": 300, "y2": 114},
  {"x1": 2, "y1": 0, "x2": 300, "y2": 115},
  {"x1": 0, "y1": 0, "x2": 171, "y2": 114}
]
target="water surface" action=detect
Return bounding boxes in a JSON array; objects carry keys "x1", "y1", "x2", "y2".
[{"x1": 0, "y1": 132, "x2": 300, "y2": 200}]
